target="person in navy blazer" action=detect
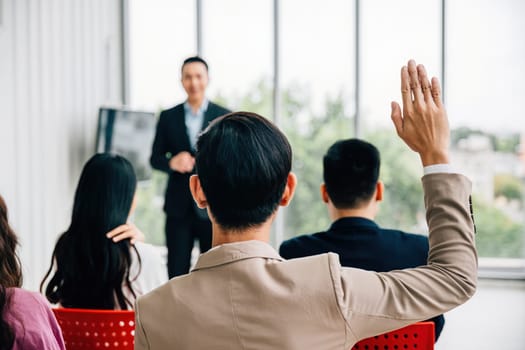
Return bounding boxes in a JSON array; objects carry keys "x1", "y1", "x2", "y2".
[
  {"x1": 150, "y1": 56, "x2": 230, "y2": 278},
  {"x1": 279, "y1": 139, "x2": 445, "y2": 341}
]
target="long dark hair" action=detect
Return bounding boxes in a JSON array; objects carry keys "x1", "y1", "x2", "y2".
[
  {"x1": 41, "y1": 153, "x2": 140, "y2": 310},
  {"x1": 0, "y1": 194, "x2": 23, "y2": 350}
]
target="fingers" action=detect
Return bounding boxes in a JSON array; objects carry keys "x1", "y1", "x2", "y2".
[
  {"x1": 106, "y1": 224, "x2": 129, "y2": 239},
  {"x1": 171, "y1": 152, "x2": 196, "y2": 173},
  {"x1": 390, "y1": 101, "x2": 403, "y2": 136},
  {"x1": 400, "y1": 66, "x2": 412, "y2": 111},
  {"x1": 431, "y1": 76, "x2": 442, "y2": 107},
  {"x1": 180, "y1": 153, "x2": 195, "y2": 172},
  {"x1": 417, "y1": 64, "x2": 433, "y2": 104},
  {"x1": 106, "y1": 224, "x2": 139, "y2": 243},
  {"x1": 407, "y1": 60, "x2": 424, "y2": 105}
]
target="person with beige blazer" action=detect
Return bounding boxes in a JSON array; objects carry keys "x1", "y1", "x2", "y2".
[{"x1": 134, "y1": 60, "x2": 478, "y2": 350}]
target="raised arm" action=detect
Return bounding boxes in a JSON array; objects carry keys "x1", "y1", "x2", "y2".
[{"x1": 334, "y1": 60, "x2": 477, "y2": 345}]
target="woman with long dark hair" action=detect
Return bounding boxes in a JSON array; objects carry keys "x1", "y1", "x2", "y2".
[
  {"x1": 0, "y1": 194, "x2": 65, "y2": 350},
  {"x1": 41, "y1": 153, "x2": 167, "y2": 310}
]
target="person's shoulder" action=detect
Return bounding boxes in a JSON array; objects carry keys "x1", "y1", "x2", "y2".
[
  {"x1": 9, "y1": 288, "x2": 48, "y2": 306},
  {"x1": 281, "y1": 232, "x2": 320, "y2": 247},
  {"x1": 160, "y1": 104, "x2": 185, "y2": 117},
  {"x1": 208, "y1": 101, "x2": 231, "y2": 115},
  {"x1": 380, "y1": 228, "x2": 429, "y2": 252},
  {"x1": 384, "y1": 228, "x2": 428, "y2": 242},
  {"x1": 136, "y1": 273, "x2": 178, "y2": 308},
  {"x1": 279, "y1": 251, "x2": 341, "y2": 275},
  {"x1": 7, "y1": 288, "x2": 54, "y2": 320},
  {"x1": 279, "y1": 231, "x2": 327, "y2": 257}
]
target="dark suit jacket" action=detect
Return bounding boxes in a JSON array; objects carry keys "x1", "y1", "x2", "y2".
[
  {"x1": 279, "y1": 217, "x2": 445, "y2": 340},
  {"x1": 150, "y1": 101, "x2": 230, "y2": 217}
]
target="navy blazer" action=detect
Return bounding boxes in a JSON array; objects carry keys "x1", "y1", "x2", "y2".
[
  {"x1": 279, "y1": 217, "x2": 445, "y2": 341},
  {"x1": 150, "y1": 102, "x2": 230, "y2": 217}
]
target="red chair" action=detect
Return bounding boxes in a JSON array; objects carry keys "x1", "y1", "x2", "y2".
[
  {"x1": 352, "y1": 322, "x2": 435, "y2": 350},
  {"x1": 52, "y1": 308, "x2": 135, "y2": 349}
]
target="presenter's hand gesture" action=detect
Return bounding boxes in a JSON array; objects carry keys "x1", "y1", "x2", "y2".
[
  {"x1": 169, "y1": 151, "x2": 195, "y2": 173},
  {"x1": 391, "y1": 59, "x2": 450, "y2": 166}
]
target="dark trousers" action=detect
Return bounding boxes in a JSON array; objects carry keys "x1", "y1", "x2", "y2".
[{"x1": 165, "y1": 213, "x2": 212, "y2": 278}]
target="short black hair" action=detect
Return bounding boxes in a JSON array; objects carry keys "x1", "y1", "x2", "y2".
[
  {"x1": 196, "y1": 112, "x2": 292, "y2": 230},
  {"x1": 323, "y1": 139, "x2": 380, "y2": 209},
  {"x1": 181, "y1": 56, "x2": 209, "y2": 72}
]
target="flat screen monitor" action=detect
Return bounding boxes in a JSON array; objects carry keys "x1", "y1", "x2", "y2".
[{"x1": 95, "y1": 107, "x2": 156, "y2": 181}]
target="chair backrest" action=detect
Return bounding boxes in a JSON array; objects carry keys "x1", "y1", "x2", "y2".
[
  {"x1": 52, "y1": 308, "x2": 135, "y2": 350},
  {"x1": 351, "y1": 322, "x2": 434, "y2": 350}
]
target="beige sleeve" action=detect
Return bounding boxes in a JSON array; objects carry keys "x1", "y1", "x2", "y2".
[
  {"x1": 330, "y1": 173, "x2": 478, "y2": 345},
  {"x1": 134, "y1": 298, "x2": 149, "y2": 350}
]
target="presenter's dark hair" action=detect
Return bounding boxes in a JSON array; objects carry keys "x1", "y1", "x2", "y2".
[
  {"x1": 0, "y1": 195, "x2": 23, "y2": 349},
  {"x1": 196, "y1": 112, "x2": 292, "y2": 229},
  {"x1": 182, "y1": 56, "x2": 208, "y2": 72},
  {"x1": 41, "y1": 153, "x2": 140, "y2": 310},
  {"x1": 323, "y1": 139, "x2": 380, "y2": 209}
]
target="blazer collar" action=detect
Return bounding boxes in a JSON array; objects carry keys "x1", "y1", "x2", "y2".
[
  {"x1": 329, "y1": 217, "x2": 379, "y2": 232},
  {"x1": 192, "y1": 240, "x2": 283, "y2": 272},
  {"x1": 202, "y1": 101, "x2": 216, "y2": 127}
]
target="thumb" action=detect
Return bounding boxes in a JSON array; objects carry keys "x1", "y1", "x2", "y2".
[{"x1": 390, "y1": 101, "x2": 403, "y2": 136}]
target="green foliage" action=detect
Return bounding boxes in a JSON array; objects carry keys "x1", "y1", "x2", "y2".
[
  {"x1": 494, "y1": 174, "x2": 523, "y2": 202},
  {"x1": 473, "y1": 196, "x2": 524, "y2": 258},
  {"x1": 451, "y1": 127, "x2": 485, "y2": 146},
  {"x1": 282, "y1": 93, "x2": 354, "y2": 238},
  {"x1": 491, "y1": 134, "x2": 520, "y2": 153},
  {"x1": 451, "y1": 127, "x2": 520, "y2": 153},
  {"x1": 365, "y1": 130, "x2": 424, "y2": 232},
  {"x1": 132, "y1": 78, "x2": 525, "y2": 259},
  {"x1": 134, "y1": 171, "x2": 167, "y2": 246}
]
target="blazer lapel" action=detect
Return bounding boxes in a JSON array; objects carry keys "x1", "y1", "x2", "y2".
[
  {"x1": 177, "y1": 104, "x2": 193, "y2": 152},
  {"x1": 201, "y1": 102, "x2": 215, "y2": 131}
]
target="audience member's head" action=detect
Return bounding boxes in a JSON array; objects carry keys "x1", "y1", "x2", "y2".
[
  {"x1": 323, "y1": 139, "x2": 381, "y2": 209},
  {"x1": 0, "y1": 195, "x2": 23, "y2": 289},
  {"x1": 0, "y1": 194, "x2": 23, "y2": 348},
  {"x1": 194, "y1": 112, "x2": 293, "y2": 230},
  {"x1": 41, "y1": 153, "x2": 140, "y2": 310}
]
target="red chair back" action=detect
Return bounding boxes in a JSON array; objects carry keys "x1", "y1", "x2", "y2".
[
  {"x1": 352, "y1": 322, "x2": 434, "y2": 350},
  {"x1": 52, "y1": 308, "x2": 135, "y2": 349}
]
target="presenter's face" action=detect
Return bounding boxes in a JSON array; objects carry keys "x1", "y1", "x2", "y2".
[{"x1": 181, "y1": 62, "x2": 209, "y2": 103}]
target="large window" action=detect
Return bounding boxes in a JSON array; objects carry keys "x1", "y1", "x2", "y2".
[
  {"x1": 280, "y1": 0, "x2": 356, "y2": 239},
  {"x1": 447, "y1": 0, "x2": 525, "y2": 258},
  {"x1": 128, "y1": 0, "x2": 196, "y2": 246},
  {"x1": 360, "y1": 0, "x2": 442, "y2": 237},
  {"x1": 128, "y1": 0, "x2": 525, "y2": 261},
  {"x1": 201, "y1": 0, "x2": 273, "y2": 115},
  {"x1": 129, "y1": 0, "x2": 196, "y2": 110}
]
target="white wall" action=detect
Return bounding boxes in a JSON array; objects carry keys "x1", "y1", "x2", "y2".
[{"x1": 0, "y1": 0, "x2": 123, "y2": 290}]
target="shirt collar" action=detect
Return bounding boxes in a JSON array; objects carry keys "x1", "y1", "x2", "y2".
[
  {"x1": 184, "y1": 98, "x2": 209, "y2": 115},
  {"x1": 192, "y1": 240, "x2": 283, "y2": 272}
]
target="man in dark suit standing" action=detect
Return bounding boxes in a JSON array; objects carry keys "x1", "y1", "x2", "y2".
[
  {"x1": 279, "y1": 139, "x2": 445, "y2": 341},
  {"x1": 150, "y1": 56, "x2": 230, "y2": 278}
]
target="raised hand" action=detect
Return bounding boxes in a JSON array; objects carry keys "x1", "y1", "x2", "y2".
[{"x1": 391, "y1": 59, "x2": 450, "y2": 166}]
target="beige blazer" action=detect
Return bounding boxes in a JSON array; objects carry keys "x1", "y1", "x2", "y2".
[{"x1": 135, "y1": 173, "x2": 477, "y2": 349}]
